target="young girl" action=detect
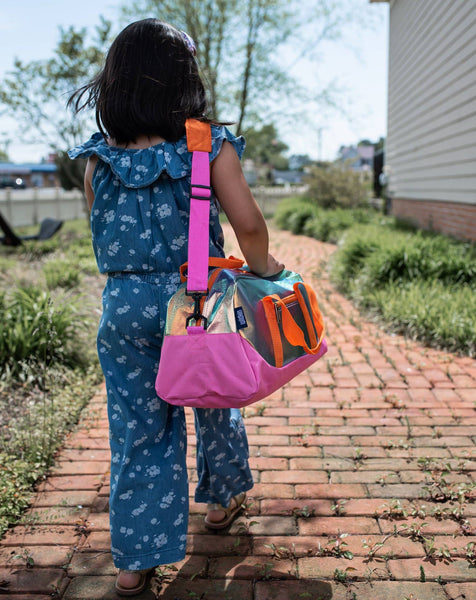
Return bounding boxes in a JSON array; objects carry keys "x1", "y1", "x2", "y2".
[{"x1": 68, "y1": 18, "x2": 284, "y2": 596}]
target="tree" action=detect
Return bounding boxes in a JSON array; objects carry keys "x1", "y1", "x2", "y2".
[
  {"x1": 120, "y1": 0, "x2": 238, "y2": 120},
  {"x1": 0, "y1": 19, "x2": 112, "y2": 194},
  {"x1": 119, "y1": 0, "x2": 373, "y2": 135},
  {"x1": 0, "y1": 0, "x2": 379, "y2": 193},
  {"x1": 120, "y1": 0, "x2": 294, "y2": 135},
  {"x1": 0, "y1": 150, "x2": 8, "y2": 162},
  {"x1": 241, "y1": 123, "x2": 289, "y2": 169}
]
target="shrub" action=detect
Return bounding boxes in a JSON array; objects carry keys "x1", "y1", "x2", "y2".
[
  {"x1": 361, "y1": 281, "x2": 476, "y2": 356},
  {"x1": 346, "y1": 229, "x2": 476, "y2": 290},
  {"x1": 275, "y1": 198, "x2": 382, "y2": 244},
  {"x1": 287, "y1": 203, "x2": 320, "y2": 235},
  {"x1": 303, "y1": 209, "x2": 363, "y2": 243},
  {"x1": 331, "y1": 230, "x2": 382, "y2": 292},
  {"x1": 306, "y1": 165, "x2": 369, "y2": 209},
  {"x1": 274, "y1": 197, "x2": 314, "y2": 230},
  {"x1": 43, "y1": 260, "x2": 82, "y2": 289},
  {"x1": 331, "y1": 224, "x2": 476, "y2": 355},
  {"x1": 0, "y1": 285, "x2": 88, "y2": 377}
]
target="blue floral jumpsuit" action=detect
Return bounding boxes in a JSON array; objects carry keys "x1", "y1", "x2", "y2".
[{"x1": 68, "y1": 126, "x2": 254, "y2": 570}]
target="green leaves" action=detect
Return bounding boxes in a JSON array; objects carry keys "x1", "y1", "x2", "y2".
[
  {"x1": 0, "y1": 285, "x2": 87, "y2": 377},
  {"x1": 0, "y1": 21, "x2": 111, "y2": 189},
  {"x1": 274, "y1": 197, "x2": 377, "y2": 243},
  {"x1": 330, "y1": 224, "x2": 476, "y2": 355},
  {"x1": 306, "y1": 165, "x2": 370, "y2": 210}
]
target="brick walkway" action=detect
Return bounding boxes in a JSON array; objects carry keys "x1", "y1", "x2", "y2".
[{"x1": 0, "y1": 224, "x2": 475, "y2": 600}]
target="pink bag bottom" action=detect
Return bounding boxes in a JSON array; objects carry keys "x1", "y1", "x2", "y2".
[{"x1": 155, "y1": 328, "x2": 328, "y2": 409}]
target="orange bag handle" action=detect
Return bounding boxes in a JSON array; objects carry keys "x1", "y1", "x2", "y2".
[
  {"x1": 180, "y1": 255, "x2": 245, "y2": 283},
  {"x1": 279, "y1": 283, "x2": 325, "y2": 355},
  {"x1": 262, "y1": 283, "x2": 325, "y2": 368}
]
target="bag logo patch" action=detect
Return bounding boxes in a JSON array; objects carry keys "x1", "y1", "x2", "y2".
[{"x1": 234, "y1": 307, "x2": 248, "y2": 330}]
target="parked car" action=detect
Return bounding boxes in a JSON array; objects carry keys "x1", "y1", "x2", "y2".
[{"x1": 0, "y1": 177, "x2": 26, "y2": 189}]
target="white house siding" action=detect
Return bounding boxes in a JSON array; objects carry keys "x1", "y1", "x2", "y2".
[{"x1": 385, "y1": 0, "x2": 476, "y2": 239}]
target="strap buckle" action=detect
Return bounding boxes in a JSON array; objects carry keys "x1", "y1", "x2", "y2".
[
  {"x1": 191, "y1": 183, "x2": 212, "y2": 201},
  {"x1": 185, "y1": 290, "x2": 209, "y2": 328}
]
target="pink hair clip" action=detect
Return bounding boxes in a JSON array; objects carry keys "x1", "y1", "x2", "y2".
[{"x1": 180, "y1": 31, "x2": 197, "y2": 56}]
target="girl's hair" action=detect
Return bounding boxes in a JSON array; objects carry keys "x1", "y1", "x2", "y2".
[{"x1": 68, "y1": 19, "x2": 215, "y2": 144}]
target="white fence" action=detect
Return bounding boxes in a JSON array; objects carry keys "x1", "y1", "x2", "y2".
[
  {"x1": 0, "y1": 184, "x2": 307, "y2": 228},
  {"x1": 0, "y1": 188, "x2": 85, "y2": 227}
]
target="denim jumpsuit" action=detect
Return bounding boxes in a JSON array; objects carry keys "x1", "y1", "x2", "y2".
[{"x1": 68, "y1": 127, "x2": 254, "y2": 570}]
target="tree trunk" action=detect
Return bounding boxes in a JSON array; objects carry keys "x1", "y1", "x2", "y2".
[{"x1": 236, "y1": 0, "x2": 263, "y2": 135}]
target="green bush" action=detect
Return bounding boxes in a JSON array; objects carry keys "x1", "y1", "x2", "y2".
[
  {"x1": 303, "y1": 208, "x2": 375, "y2": 243},
  {"x1": 0, "y1": 285, "x2": 88, "y2": 377},
  {"x1": 331, "y1": 233, "x2": 382, "y2": 291},
  {"x1": 331, "y1": 224, "x2": 476, "y2": 354},
  {"x1": 275, "y1": 198, "x2": 382, "y2": 244},
  {"x1": 360, "y1": 281, "x2": 476, "y2": 356},
  {"x1": 274, "y1": 197, "x2": 314, "y2": 230},
  {"x1": 0, "y1": 218, "x2": 101, "y2": 537},
  {"x1": 43, "y1": 259, "x2": 82, "y2": 289},
  {"x1": 287, "y1": 203, "x2": 320, "y2": 235},
  {"x1": 306, "y1": 165, "x2": 369, "y2": 209},
  {"x1": 333, "y1": 226, "x2": 476, "y2": 290},
  {"x1": 361, "y1": 237, "x2": 476, "y2": 289}
]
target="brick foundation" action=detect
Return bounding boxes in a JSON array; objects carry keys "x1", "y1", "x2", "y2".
[{"x1": 391, "y1": 198, "x2": 476, "y2": 241}]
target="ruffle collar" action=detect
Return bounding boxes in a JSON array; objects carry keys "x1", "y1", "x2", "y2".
[{"x1": 68, "y1": 126, "x2": 244, "y2": 189}]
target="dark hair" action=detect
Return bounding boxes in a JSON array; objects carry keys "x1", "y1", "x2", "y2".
[{"x1": 68, "y1": 19, "x2": 213, "y2": 143}]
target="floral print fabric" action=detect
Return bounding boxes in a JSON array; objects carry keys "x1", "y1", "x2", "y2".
[
  {"x1": 68, "y1": 125, "x2": 244, "y2": 276},
  {"x1": 68, "y1": 126, "x2": 253, "y2": 570}
]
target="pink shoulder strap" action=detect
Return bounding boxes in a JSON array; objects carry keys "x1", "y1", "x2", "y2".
[{"x1": 185, "y1": 119, "x2": 212, "y2": 294}]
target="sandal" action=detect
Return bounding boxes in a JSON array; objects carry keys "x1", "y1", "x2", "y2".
[
  {"x1": 204, "y1": 492, "x2": 247, "y2": 530},
  {"x1": 115, "y1": 568, "x2": 154, "y2": 596}
]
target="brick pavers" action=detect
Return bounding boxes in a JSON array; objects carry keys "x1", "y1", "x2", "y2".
[{"x1": 0, "y1": 224, "x2": 475, "y2": 599}]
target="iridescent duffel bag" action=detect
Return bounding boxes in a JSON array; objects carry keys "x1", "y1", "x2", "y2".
[{"x1": 155, "y1": 120, "x2": 327, "y2": 408}]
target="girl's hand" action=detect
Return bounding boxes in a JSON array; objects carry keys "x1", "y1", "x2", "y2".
[{"x1": 254, "y1": 253, "x2": 285, "y2": 277}]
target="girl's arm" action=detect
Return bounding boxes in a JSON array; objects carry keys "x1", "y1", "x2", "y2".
[
  {"x1": 211, "y1": 141, "x2": 284, "y2": 277},
  {"x1": 84, "y1": 156, "x2": 98, "y2": 211}
]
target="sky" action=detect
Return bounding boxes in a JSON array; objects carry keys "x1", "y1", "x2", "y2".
[{"x1": 0, "y1": 0, "x2": 389, "y2": 163}]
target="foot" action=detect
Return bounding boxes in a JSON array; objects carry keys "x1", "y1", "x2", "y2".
[
  {"x1": 206, "y1": 504, "x2": 231, "y2": 524},
  {"x1": 204, "y1": 492, "x2": 247, "y2": 530},
  {"x1": 206, "y1": 495, "x2": 243, "y2": 522},
  {"x1": 116, "y1": 571, "x2": 142, "y2": 590},
  {"x1": 115, "y1": 569, "x2": 153, "y2": 596}
]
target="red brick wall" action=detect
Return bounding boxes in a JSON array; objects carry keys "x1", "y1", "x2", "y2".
[{"x1": 391, "y1": 198, "x2": 476, "y2": 241}]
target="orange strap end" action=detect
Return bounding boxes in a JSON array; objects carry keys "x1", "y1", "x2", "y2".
[
  {"x1": 180, "y1": 256, "x2": 245, "y2": 283},
  {"x1": 185, "y1": 119, "x2": 212, "y2": 152}
]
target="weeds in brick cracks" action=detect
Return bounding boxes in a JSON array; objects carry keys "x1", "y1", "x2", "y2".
[
  {"x1": 292, "y1": 505, "x2": 316, "y2": 519},
  {"x1": 10, "y1": 548, "x2": 35, "y2": 569},
  {"x1": 314, "y1": 532, "x2": 354, "y2": 560},
  {"x1": 254, "y1": 560, "x2": 278, "y2": 580},
  {"x1": 373, "y1": 457, "x2": 476, "y2": 569},
  {"x1": 332, "y1": 499, "x2": 348, "y2": 515}
]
